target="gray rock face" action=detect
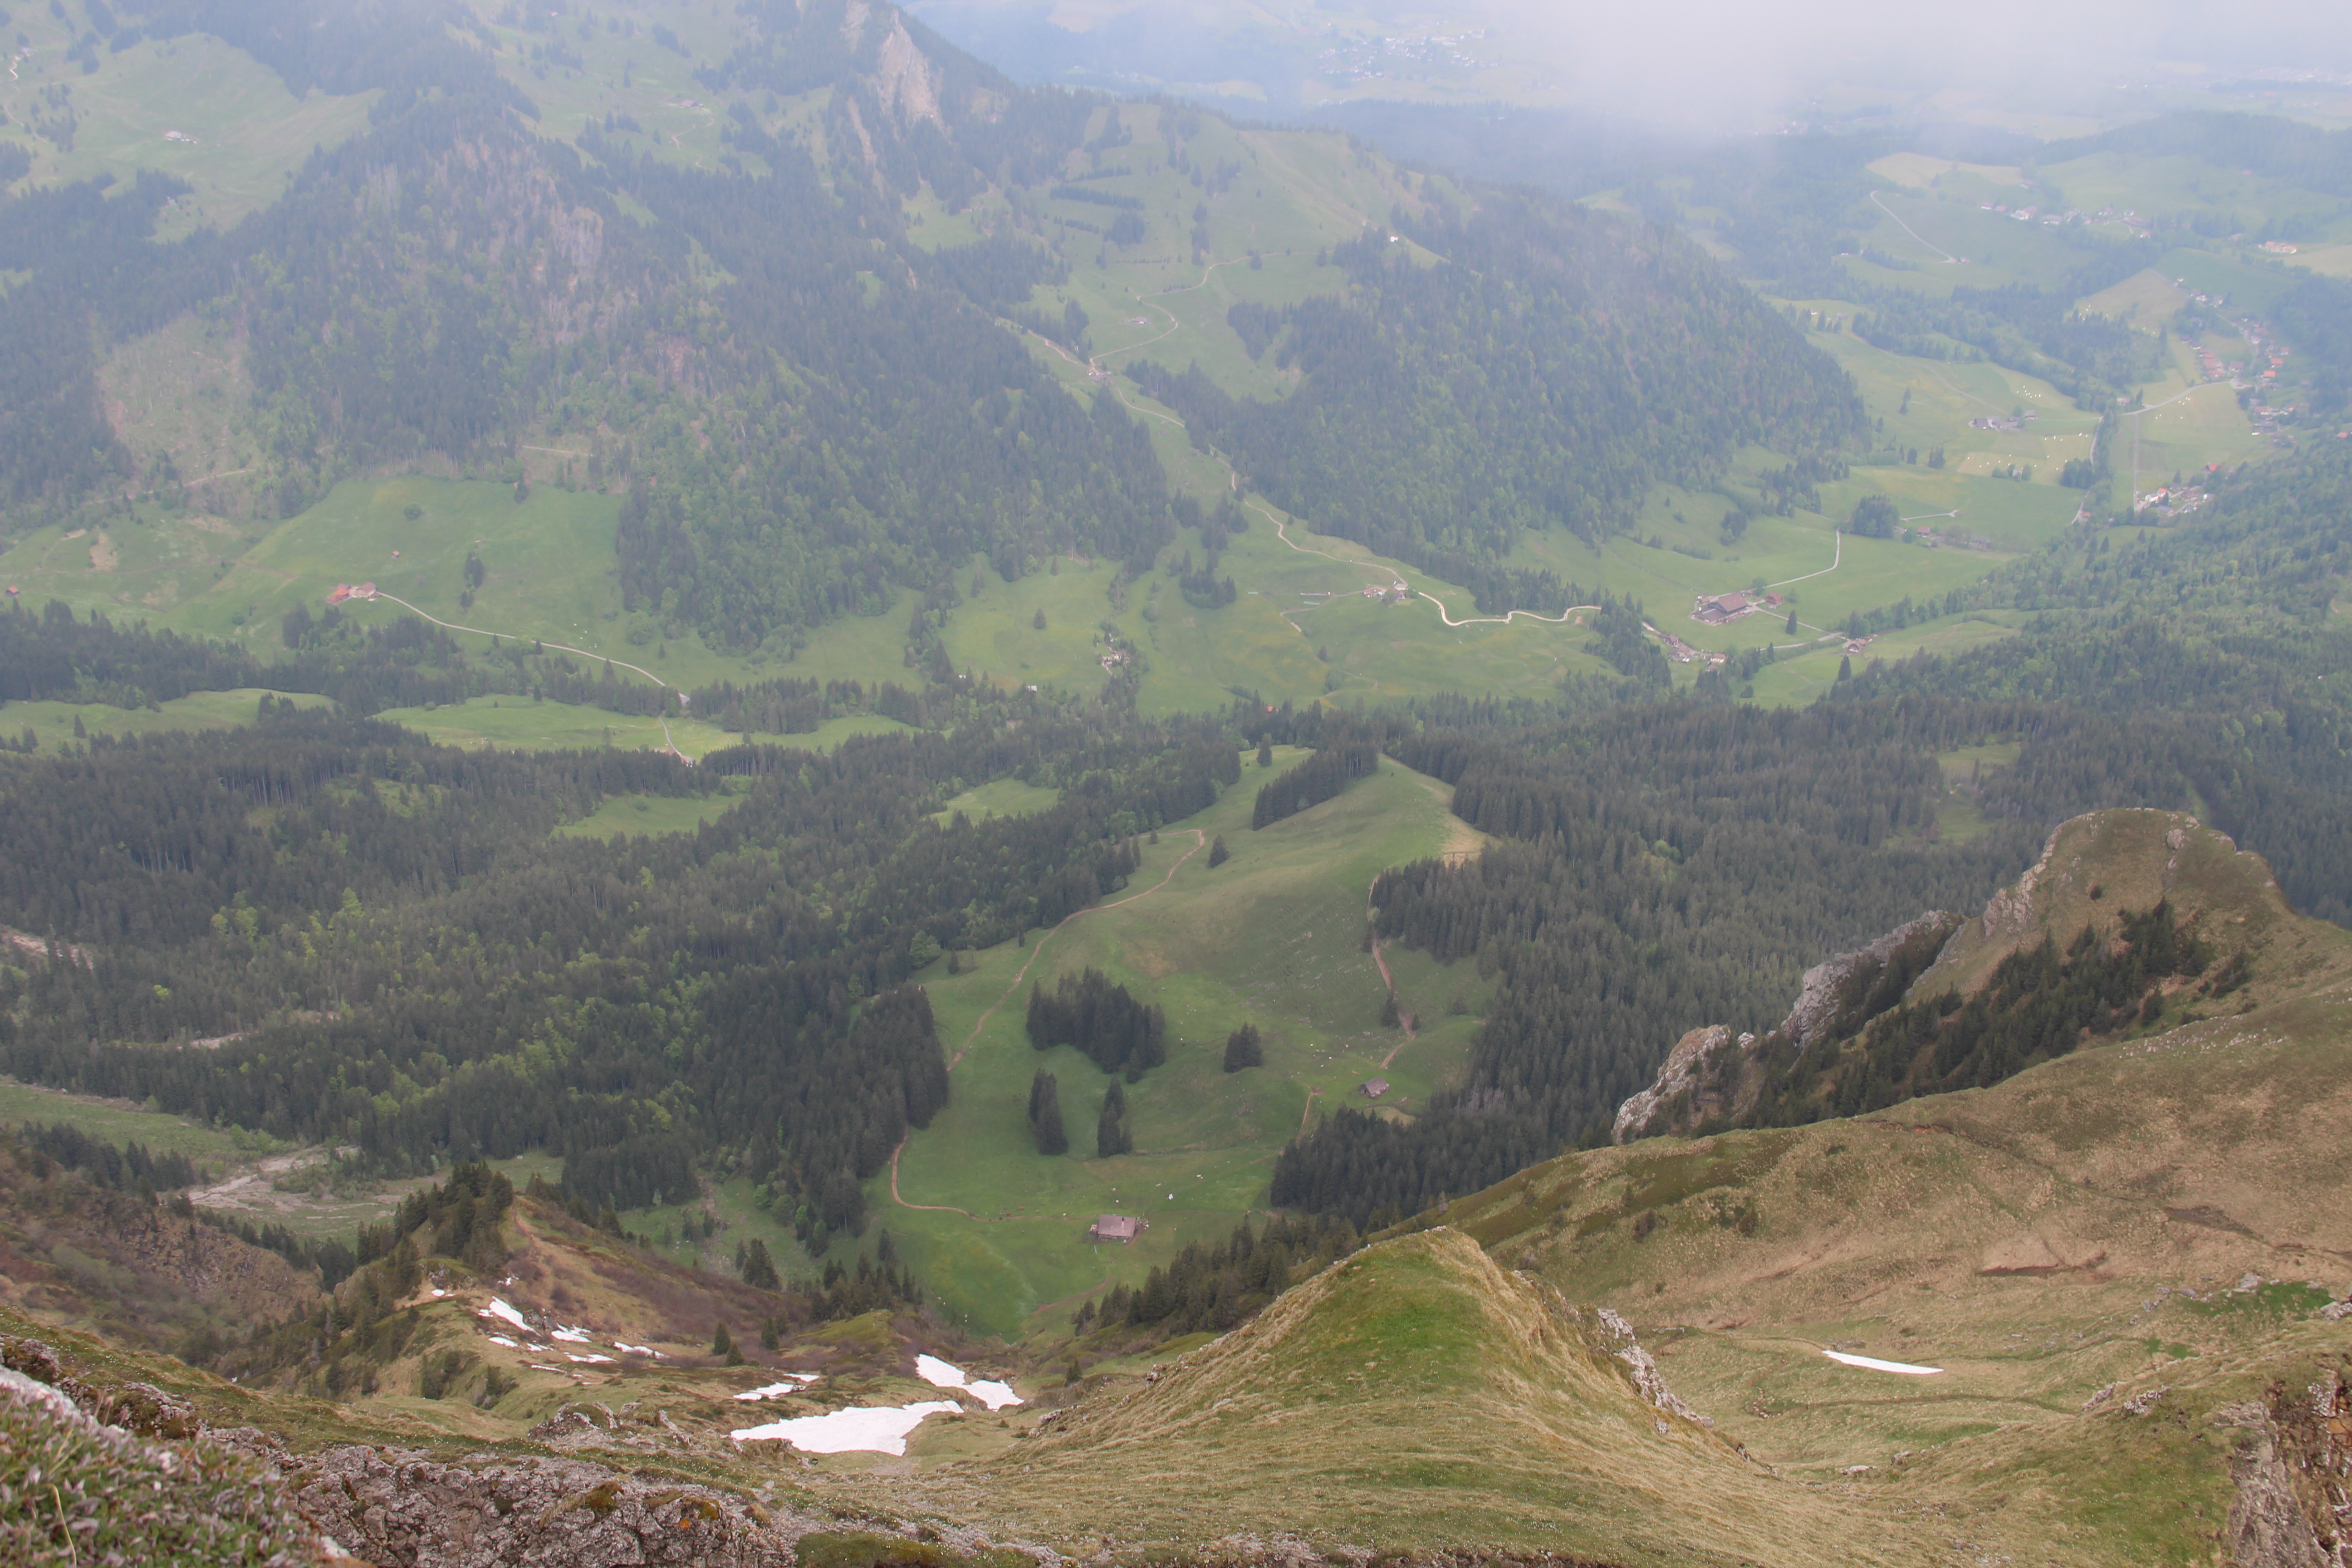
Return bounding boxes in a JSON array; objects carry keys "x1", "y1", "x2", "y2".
[
  {"x1": 282, "y1": 1446, "x2": 812, "y2": 1568},
  {"x1": 4, "y1": 1328, "x2": 848, "y2": 1568},
  {"x1": 1610, "y1": 1026, "x2": 1741, "y2": 1144},
  {"x1": 1612, "y1": 910, "x2": 1960, "y2": 1143},
  {"x1": 1775, "y1": 911, "x2": 1964, "y2": 1051}
]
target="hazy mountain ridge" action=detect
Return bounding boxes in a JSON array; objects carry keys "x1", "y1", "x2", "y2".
[
  {"x1": 0, "y1": 0, "x2": 1863, "y2": 657},
  {"x1": 7, "y1": 6, "x2": 2352, "y2": 1563}
]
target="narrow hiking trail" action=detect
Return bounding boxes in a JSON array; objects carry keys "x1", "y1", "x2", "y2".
[
  {"x1": 888, "y1": 829, "x2": 1208, "y2": 1220},
  {"x1": 944, "y1": 828, "x2": 1208, "y2": 1070},
  {"x1": 366, "y1": 591, "x2": 694, "y2": 761},
  {"x1": 1869, "y1": 191, "x2": 1959, "y2": 265}
]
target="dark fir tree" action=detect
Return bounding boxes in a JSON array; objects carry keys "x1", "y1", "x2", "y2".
[
  {"x1": 1029, "y1": 1069, "x2": 1068, "y2": 1156},
  {"x1": 740, "y1": 1237, "x2": 781, "y2": 1291},
  {"x1": 1096, "y1": 1079, "x2": 1133, "y2": 1158}
]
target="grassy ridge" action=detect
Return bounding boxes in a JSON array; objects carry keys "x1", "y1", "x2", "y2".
[{"x1": 994, "y1": 1228, "x2": 1922, "y2": 1565}]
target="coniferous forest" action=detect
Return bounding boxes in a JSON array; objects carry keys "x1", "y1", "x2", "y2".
[
  {"x1": 0, "y1": 635, "x2": 1237, "y2": 1239},
  {"x1": 1271, "y1": 446, "x2": 2352, "y2": 1222},
  {"x1": 6, "y1": 0, "x2": 2352, "y2": 1484}
]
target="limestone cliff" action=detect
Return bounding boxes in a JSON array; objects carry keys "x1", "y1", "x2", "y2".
[
  {"x1": 1612, "y1": 910, "x2": 1961, "y2": 1142},
  {"x1": 1613, "y1": 809, "x2": 2299, "y2": 1144}
]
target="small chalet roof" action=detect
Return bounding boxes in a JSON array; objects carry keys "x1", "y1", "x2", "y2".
[
  {"x1": 1360, "y1": 1077, "x2": 1390, "y2": 1098},
  {"x1": 1089, "y1": 1214, "x2": 1142, "y2": 1241},
  {"x1": 1713, "y1": 593, "x2": 1748, "y2": 613}
]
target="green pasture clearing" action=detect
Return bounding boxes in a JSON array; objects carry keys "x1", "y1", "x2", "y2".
[
  {"x1": 0, "y1": 1078, "x2": 279, "y2": 1166},
  {"x1": 2155, "y1": 248, "x2": 2298, "y2": 314},
  {"x1": 2073, "y1": 267, "x2": 2189, "y2": 325},
  {"x1": 5, "y1": 475, "x2": 788, "y2": 696},
  {"x1": 1804, "y1": 323, "x2": 2107, "y2": 495},
  {"x1": 0, "y1": 688, "x2": 331, "y2": 753},
  {"x1": 1746, "y1": 616, "x2": 2022, "y2": 708},
  {"x1": 96, "y1": 314, "x2": 260, "y2": 509},
  {"x1": 926, "y1": 99, "x2": 1444, "y2": 414},
  {"x1": 377, "y1": 695, "x2": 734, "y2": 758},
  {"x1": 1855, "y1": 193, "x2": 2086, "y2": 289},
  {"x1": 552, "y1": 791, "x2": 745, "y2": 840},
  {"x1": 773, "y1": 598, "x2": 922, "y2": 689},
  {"x1": 1508, "y1": 482, "x2": 2026, "y2": 654},
  {"x1": 0, "y1": 23, "x2": 375, "y2": 233},
  {"x1": 2041, "y1": 152, "x2": 2336, "y2": 235},
  {"x1": 932, "y1": 779, "x2": 1063, "y2": 826},
  {"x1": 884, "y1": 749, "x2": 1485, "y2": 1335},
  {"x1": 618, "y1": 1170, "x2": 817, "y2": 1294},
  {"x1": 2119, "y1": 383, "x2": 2273, "y2": 492},
  {"x1": 471, "y1": 0, "x2": 747, "y2": 178},
  {"x1": 0, "y1": 1079, "x2": 448, "y2": 1244},
  {"x1": 381, "y1": 697, "x2": 911, "y2": 761},
  {"x1": 941, "y1": 559, "x2": 1129, "y2": 694},
  {"x1": 2289, "y1": 244, "x2": 2352, "y2": 279},
  {"x1": 1865, "y1": 154, "x2": 2028, "y2": 195}
]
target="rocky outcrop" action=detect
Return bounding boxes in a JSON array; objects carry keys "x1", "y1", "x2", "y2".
[
  {"x1": 1610, "y1": 1026, "x2": 1745, "y2": 1145},
  {"x1": 0, "y1": 1329, "x2": 857, "y2": 1568},
  {"x1": 2215, "y1": 1367, "x2": 2352, "y2": 1568},
  {"x1": 1776, "y1": 911, "x2": 1965, "y2": 1050},
  {"x1": 1612, "y1": 911, "x2": 1960, "y2": 1143},
  {"x1": 283, "y1": 1446, "x2": 809, "y2": 1568},
  {"x1": 1588, "y1": 1307, "x2": 1713, "y2": 1429}
]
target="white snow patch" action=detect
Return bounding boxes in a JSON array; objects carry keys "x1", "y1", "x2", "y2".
[
  {"x1": 733, "y1": 1375, "x2": 821, "y2": 1401},
  {"x1": 962, "y1": 1378, "x2": 1022, "y2": 1410},
  {"x1": 612, "y1": 1342, "x2": 657, "y2": 1357},
  {"x1": 566, "y1": 1353, "x2": 615, "y2": 1364},
  {"x1": 481, "y1": 1298, "x2": 531, "y2": 1332},
  {"x1": 1823, "y1": 1350, "x2": 1943, "y2": 1375},
  {"x1": 486, "y1": 1335, "x2": 519, "y2": 1348},
  {"x1": 730, "y1": 1401, "x2": 960, "y2": 1455},
  {"x1": 551, "y1": 1327, "x2": 592, "y2": 1343},
  {"x1": 916, "y1": 1354, "x2": 1023, "y2": 1410}
]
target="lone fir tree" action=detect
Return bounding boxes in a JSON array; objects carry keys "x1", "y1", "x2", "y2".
[
  {"x1": 1029, "y1": 1069, "x2": 1068, "y2": 1155},
  {"x1": 1096, "y1": 1079, "x2": 1134, "y2": 1157}
]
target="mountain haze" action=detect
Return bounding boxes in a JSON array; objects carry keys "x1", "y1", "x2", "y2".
[{"x1": 8, "y1": 3, "x2": 2352, "y2": 1566}]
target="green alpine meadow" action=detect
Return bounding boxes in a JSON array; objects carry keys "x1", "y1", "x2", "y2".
[{"x1": 2, "y1": 0, "x2": 2349, "y2": 1563}]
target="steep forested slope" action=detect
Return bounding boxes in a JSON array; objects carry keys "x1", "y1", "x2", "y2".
[
  {"x1": 0, "y1": 0, "x2": 1863, "y2": 653},
  {"x1": 0, "y1": 656, "x2": 1245, "y2": 1238},
  {"x1": 1134, "y1": 197, "x2": 1865, "y2": 587},
  {"x1": 1270, "y1": 444, "x2": 2352, "y2": 1223}
]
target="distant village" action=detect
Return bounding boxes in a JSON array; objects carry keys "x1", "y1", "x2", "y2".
[{"x1": 2135, "y1": 475, "x2": 2215, "y2": 519}]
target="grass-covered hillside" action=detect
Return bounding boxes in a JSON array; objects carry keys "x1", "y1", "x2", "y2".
[
  {"x1": 883, "y1": 747, "x2": 1485, "y2": 1334},
  {"x1": 1263, "y1": 807, "x2": 2352, "y2": 1563},
  {"x1": 0, "y1": 0, "x2": 2078, "y2": 730}
]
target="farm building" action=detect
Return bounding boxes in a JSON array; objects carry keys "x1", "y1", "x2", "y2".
[
  {"x1": 1089, "y1": 1215, "x2": 1142, "y2": 1244},
  {"x1": 1691, "y1": 592, "x2": 1754, "y2": 626},
  {"x1": 1359, "y1": 1078, "x2": 1389, "y2": 1099}
]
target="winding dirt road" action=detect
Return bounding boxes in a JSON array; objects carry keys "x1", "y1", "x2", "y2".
[{"x1": 365, "y1": 591, "x2": 694, "y2": 760}]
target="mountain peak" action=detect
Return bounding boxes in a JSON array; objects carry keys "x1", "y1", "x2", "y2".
[{"x1": 1614, "y1": 808, "x2": 2324, "y2": 1143}]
